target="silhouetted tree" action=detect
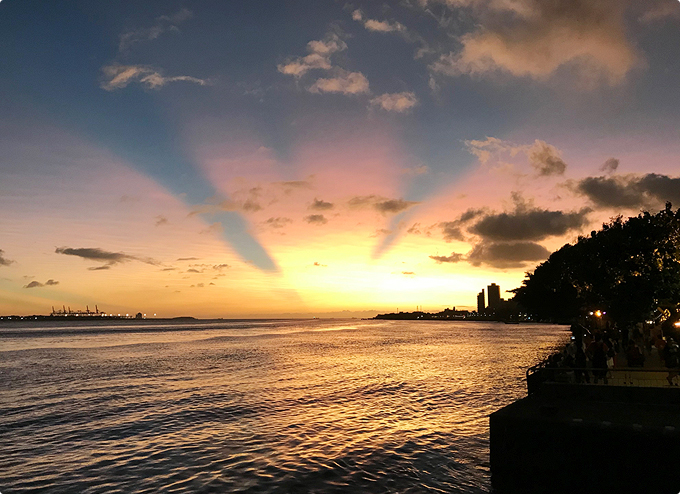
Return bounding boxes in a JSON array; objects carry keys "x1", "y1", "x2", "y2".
[{"x1": 512, "y1": 203, "x2": 680, "y2": 328}]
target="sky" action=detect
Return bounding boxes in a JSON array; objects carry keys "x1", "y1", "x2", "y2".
[{"x1": 1, "y1": 0, "x2": 680, "y2": 318}]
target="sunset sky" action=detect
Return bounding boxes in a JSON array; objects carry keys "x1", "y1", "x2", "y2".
[{"x1": 1, "y1": 0, "x2": 680, "y2": 318}]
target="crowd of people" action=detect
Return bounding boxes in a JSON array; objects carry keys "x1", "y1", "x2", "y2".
[{"x1": 544, "y1": 321, "x2": 680, "y2": 386}]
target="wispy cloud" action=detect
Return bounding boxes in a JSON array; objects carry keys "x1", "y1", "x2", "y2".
[
  {"x1": 55, "y1": 247, "x2": 158, "y2": 268},
  {"x1": 639, "y1": 1, "x2": 680, "y2": 23},
  {"x1": 118, "y1": 8, "x2": 193, "y2": 52},
  {"x1": 348, "y1": 195, "x2": 419, "y2": 215},
  {"x1": 277, "y1": 32, "x2": 347, "y2": 77},
  {"x1": 429, "y1": 252, "x2": 463, "y2": 264},
  {"x1": 370, "y1": 92, "x2": 418, "y2": 113},
  {"x1": 100, "y1": 64, "x2": 209, "y2": 91},
  {"x1": 24, "y1": 279, "x2": 59, "y2": 289}
]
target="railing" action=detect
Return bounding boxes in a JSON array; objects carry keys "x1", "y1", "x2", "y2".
[{"x1": 526, "y1": 363, "x2": 678, "y2": 395}]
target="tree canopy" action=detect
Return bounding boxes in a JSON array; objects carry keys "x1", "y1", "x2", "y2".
[{"x1": 512, "y1": 203, "x2": 680, "y2": 327}]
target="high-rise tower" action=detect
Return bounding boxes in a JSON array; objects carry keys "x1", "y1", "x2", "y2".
[{"x1": 487, "y1": 283, "x2": 501, "y2": 310}]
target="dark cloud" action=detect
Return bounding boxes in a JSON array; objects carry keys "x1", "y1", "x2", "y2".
[
  {"x1": 371, "y1": 228, "x2": 392, "y2": 237},
  {"x1": 242, "y1": 198, "x2": 262, "y2": 212},
  {"x1": 348, "y1": 195, "x2": 419, "y2": 215},
  {"x1": 264, "y1": 217, "x2": 293, "y2": 229},
  {"x1": 177, "y1": 257, "x2": 200, "y2": 261},
  {"x1": 213, "y1": 264, "x2": 230, "y2": 271},
  {"x1": 56, "y1": 247, "x2": 157, "y2": 268},
  {"x1": 429, "y1": 252, "x2": 464, "y2": 264},
  {"x1": 600, "y1": 158, "x2": 619, "y2": 174},
  {"x1": 309, "y1": 198, "x2": 334, "y2": 211},
  {"x1": 528, "y1": 140, "x2": 567, "y2": 176},
  {"x1": 467, "y1": 242, "x2": 551, "y2": 269},
  {"x1": 574, "y1": 173, "x2": 680, "y2": 208},
  {"x1": 186, "y1": 268, "x2": 201, "y2": 273},
  {"x1": 438, "y1": 208, "x2": 485, "y2": 241},
  {"x1": 155, "y1": 215, "x2": 168, "y2": 226},
  {"x1": 374, "y1": 199, "x2": 419, "y2": 214},
  {"x1": 277, "y1": 180, "x2": 313, "y2": 189},
  {"x1": 305, "y1": 214, "x2": 328, "y2": 225},
  {"x1": 0, "y1": 249, "x2": 13, "y2": 267},
  {"x1": 88, "y1": 266, "x2": 111, "y2": 271},
  {"x1": 23, "y1": 279, "x2": 59, "y2": 289},
  {"x1": 470, "y1": 208, "x2": 590, "y2": 241}
]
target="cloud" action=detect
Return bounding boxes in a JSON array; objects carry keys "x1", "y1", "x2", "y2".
[
  {"x1": 278, "y1": 32, "x2": 347, "y2": 77},
  {"x1": 351, "y1": 8, "x2": 429, "y2": 55},
  {"x1": 430, "y1": 0, "x2": 640, "y2": 86},
  {"x1": 403, "y1": 165, "x2": 429, "y2": 176},
  {"x1": 155, "y1": 215, "x2": 168, "y2": 226},
  {"x1": 23, "y1": 279, "x2": 59, "y2": 289},
  {"x1": 348, "y1": 195, "x2": 419, "y2": 215},
  {"x1": 573, "y1": 173, "x2": 680, "y2": 209},
  {"x1": 264, "y1": 217, "x2": 293, "y2": 229},
  {"x1": 438, "y1": 208, "x2": 485, "y2": 241},
  {"x1": 352, "y1": 10, "x2": 408, "y2": 34},
  {"x1": 370, "y1": 92, "x2": 418, "y2": 113},
  {"x1": 402, "y1": 271, "x2": 416, "y2": 276},
  {"x1": 118, "y1": 8, "x2": 192, "y2": 52},
  {"x1": 309, "y1": 198, "x2": 334, "y2": 211},
  {"x1": 0, "y1": 249, "x2": 14, "y2": 267},
  {"x1": 527, "y1": 140, "x2": 567, "y2": 176},
  {"x1": 177, "y1": 257, "x2": 200, "y2": 261},
  {"x1": 429, "y1": 252, "x2": 464, "y2": 263},
  {"x1": 100, "y1": 64, "x2": 209, "y2": 91},
  {"x1": 639, "y1": 1, "x2": 680, "y2": 23},
  {"x1": 55, "y1": 247, "x2": 157, "y2": 268},
  {"x1": 465, "y1": 136, "x2": 515, "y2": 164},
  {"x1": 276, "y1": 180, "x2": 314, "y2": 190},
  {"x1": 470, "y1": 207, "x2": 590, "y2": 241},
  {"x1": 466, "y1": 137, "x2": 567, "y2": 176},
  {"x1": 313, "y1": 261, "x2": 327, "y2": 267},
  {"x1": 305, "y1": 214, "x2": 328, "y2": 225},
  {"x1": 466, "y1": 241, "x2": 551, "y2": 269},
  {"x1": 600, "y1": 158, "x2": 619, "y2": 174},
  {"x1": 309, "y1": 70, "x2": 370, "y2": 95}
]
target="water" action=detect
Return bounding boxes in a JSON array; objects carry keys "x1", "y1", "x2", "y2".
[{"x1": 0, "y1": 319, "x2": 566, "y2": 493}]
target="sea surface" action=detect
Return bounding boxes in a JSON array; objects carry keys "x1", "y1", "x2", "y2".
[{"x1": 0, "y1": 318, "x2": 566, "y2": 493}]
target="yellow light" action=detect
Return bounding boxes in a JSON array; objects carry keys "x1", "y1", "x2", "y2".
[
  {"x1": 594, "y1": 310, "x2": 602, "y2": 317},
  {"x1": 674, "y1": 322, "x2": 680, "y2": 328}
]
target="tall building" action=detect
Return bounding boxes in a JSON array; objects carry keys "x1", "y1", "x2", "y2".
[
  {"x1": 477, "y1": 289, "x2": 485, "y2": 313},
  {"x1": 487, "y1": 283, "x2": 501, "y2": 310}
]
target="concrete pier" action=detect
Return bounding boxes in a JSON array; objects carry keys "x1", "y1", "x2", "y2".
[{"x1": 490, "y1": 383, "x2": 680, "y2": 494}]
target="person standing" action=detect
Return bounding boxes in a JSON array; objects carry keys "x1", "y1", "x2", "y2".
[{"x1": 587, "y1": 333, "x2": 609, "y2": 384}]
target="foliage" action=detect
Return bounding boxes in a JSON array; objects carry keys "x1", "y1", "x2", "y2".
[{"x1": 512, "y1": 203, "x2": 680, "y2": 327}]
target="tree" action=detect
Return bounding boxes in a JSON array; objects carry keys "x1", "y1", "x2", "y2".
[{"x1": 512, "y1": 203, "x2": 680, "y2": 328}]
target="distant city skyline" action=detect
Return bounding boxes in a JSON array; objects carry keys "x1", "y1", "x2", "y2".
[{"x1": 1, "y1": 1, "x2": 680, "y2": 318}]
